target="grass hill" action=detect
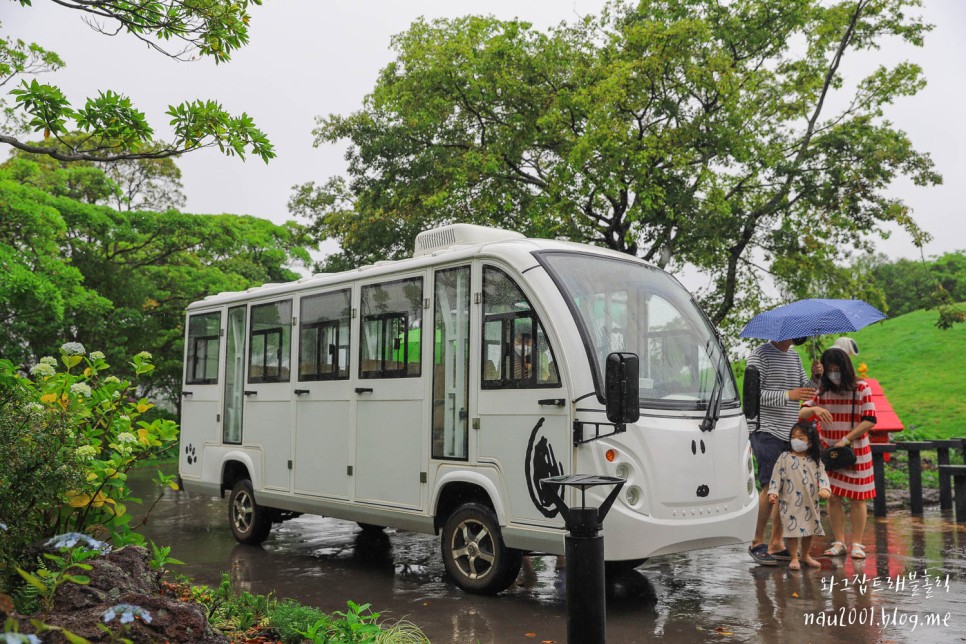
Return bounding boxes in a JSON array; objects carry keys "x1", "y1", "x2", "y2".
[{"x1": 842, "y1": 307, "x2": 965, "y2": 440}]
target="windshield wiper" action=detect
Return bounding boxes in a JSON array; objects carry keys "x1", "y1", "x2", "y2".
[{"x1": 699, "y1": 341, "x2": 725, "y2": 432}]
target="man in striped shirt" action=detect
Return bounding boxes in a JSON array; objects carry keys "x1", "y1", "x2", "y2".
[{"x1": 746, "y1": 338, "x2": 822, "y2": 565}]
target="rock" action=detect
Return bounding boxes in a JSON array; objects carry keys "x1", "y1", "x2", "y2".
[{"x1": 28, "y1": 545, "x2": 228, "y2": 643}]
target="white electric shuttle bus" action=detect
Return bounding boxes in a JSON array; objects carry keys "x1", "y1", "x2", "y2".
[{"x1": 179, "y1": 224, "x2": 757, "y2": 594}]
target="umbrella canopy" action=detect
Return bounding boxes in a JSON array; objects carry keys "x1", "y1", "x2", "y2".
[{"x1": 740, "y1": 298, "x2": 885, "y2": 342}]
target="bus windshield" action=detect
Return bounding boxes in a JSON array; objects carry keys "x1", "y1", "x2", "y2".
[{"x1": 538, "y1": 252, "x2": 738, "y2": 410}]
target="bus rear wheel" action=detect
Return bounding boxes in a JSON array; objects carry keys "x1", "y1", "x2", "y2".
[
  {"x1": 441, "y1": 503, "x2": 522, "y2": 595},
  {"x1": 229, "y1": 479, "x2": 272, "y2": 545}
]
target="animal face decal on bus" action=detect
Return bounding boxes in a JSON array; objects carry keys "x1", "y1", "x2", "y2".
[{"x1": 524, "y1": 418, "x2": 565, "y2": 518}]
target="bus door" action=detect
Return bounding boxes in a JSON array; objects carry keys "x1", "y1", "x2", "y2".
[
  {"x1": 354, "y1": 274, "x2": 426, "y2": 510},
  {"x1": 431, "y1": 266, "x2": 472, "y2": 464},
  {"x1": 293, "y1": 289, "x2": 353, "y2": 499},
  {"x1": 476, "y1": 266, "x2": 570, "y2": 526},
  {"x1": 181, "y1": 310, "x2": 223, "y2": 480},
  {"x1": 243, "y1": 298, "x2": 294, "y2": 493}
]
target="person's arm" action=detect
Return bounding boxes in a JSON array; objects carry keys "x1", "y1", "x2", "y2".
[
  {"x1": 799, "y1": 393, "x2": 833, "y2": 425},
  {"x1": 817, "y1": 462, "x2": 831, "y2": 499},
  {"x1": 833, "y1": 385, "x2": 877, "y2": 448},
  {"x1": 749, "y1": 351, "x2": 812, "y2": 406},
  {"x1": 767, "y1": 455, "x2": 783, "y2": 503}
]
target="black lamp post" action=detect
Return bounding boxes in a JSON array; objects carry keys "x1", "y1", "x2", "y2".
[{"x1": 542, "y1": 474, "x2": 625, "y2": 644}]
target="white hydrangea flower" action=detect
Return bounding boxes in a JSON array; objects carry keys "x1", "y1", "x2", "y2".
[
  {"x1": 135, "y1": 351, "x2": 152, "y2": 360},
  {"x1": 30, "y1": 363, "x2": 56, "y2": 378},
  {"x1": 76, "y1": 445, "x2": 98, "y2": 458},
  {"x1": 28, "y1": 402, "x2": 45, "y2": 413},
  {"x1": 61, "y1": 342, "x2": 87, "y2": 356},
  {"x1": 89, "y1": 351, "x2": 105, "y2": 361},
  {"x1": 117, "y1": 432, "x2": 137, "y2": 444},
  {"x1": 40, "y1": 356, "x2": 58, "y2": 366},
  {"x1": 104, "y1": 375, "x2": 121, "y2": 384},
  {"x1": 70, "y1": 382, "x2": 92, "y2": 397}
]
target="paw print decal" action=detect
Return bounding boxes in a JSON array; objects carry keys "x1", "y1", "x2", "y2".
[{"x1": 185, "y1": 443, "x2": 197, "y2": 465}]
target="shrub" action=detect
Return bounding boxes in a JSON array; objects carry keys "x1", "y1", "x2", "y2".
[{"x1": 0, "y1": 344, "x2": 179, "y2": 576}]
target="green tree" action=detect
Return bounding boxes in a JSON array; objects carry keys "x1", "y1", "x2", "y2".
[
  {"x1": 864, "y1": 250, "x2": 966, "y2": 322},
  {"x1": 0, "y1": 177, "x2": 315, "y2": 400},
  {"x1": 4, "y1": 138, "x2": 187, "y2": 211},
  {"x1": 293, "y1": 0, "x2": 939, "y2": 332},
  {"x1": 0, "y1": 180, "x2": 112, "y2": 366},
  {"x1": 0, "y1": 1, "x2": 273, "y2": 163}
]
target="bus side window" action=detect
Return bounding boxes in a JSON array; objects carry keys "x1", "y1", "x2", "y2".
[
  {"x1": 360, "y1": 277, "x2": 423, "y2": 379},
  {"x1": 186, "y1": 311, "x2": 221, "y2": 385},
  {"x1": 481, "y1": 267, "x2": 560, "y2": 389},
  {"x1": 299, "y1": 289, "x2": 351, "y2": 381},
  {"x1": 248, "y1": 300, "x2": 292, "y2": 383}
]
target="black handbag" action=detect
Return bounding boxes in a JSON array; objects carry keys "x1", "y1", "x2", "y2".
[
  {"x1": 821, "y1": 390, "x2": 857, "y2": 471},
  {"x1": 821, "y1": 445, "x2": 856, "y2": 471}
]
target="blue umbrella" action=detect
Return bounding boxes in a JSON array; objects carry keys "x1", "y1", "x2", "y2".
[{"x1": 740, "y1": 298, "x2": 885, "y2": 342}]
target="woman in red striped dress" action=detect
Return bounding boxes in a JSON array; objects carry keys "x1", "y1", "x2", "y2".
[{"x1": 799, "y1": 348, "x2": 877, "y2": 559}]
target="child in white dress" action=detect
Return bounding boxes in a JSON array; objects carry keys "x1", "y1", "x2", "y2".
[{"x1": 768, "y1": 421, "x2": 831, "y2": 570}]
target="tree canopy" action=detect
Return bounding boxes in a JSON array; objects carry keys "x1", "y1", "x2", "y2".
[
  {"x1": 0, "y1": 1, "x2": 273, "y2": 163},
  {"x1": 0, "y1": 171, "x2": 315, "y2": 400},
  {"x1": 293, "y1": 0, "x2": 940, "y2": 334}
]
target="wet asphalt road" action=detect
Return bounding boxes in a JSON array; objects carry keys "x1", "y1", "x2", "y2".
[{"x1": 133, "y1": 471, "x2": 966, "y2": 643}]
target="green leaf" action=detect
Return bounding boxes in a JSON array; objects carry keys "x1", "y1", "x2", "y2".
[{"x1": 16, "y1": 567, "x2": 48, "y2": 592}]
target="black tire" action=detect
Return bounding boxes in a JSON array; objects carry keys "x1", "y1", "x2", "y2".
[
  {"x1": 441, "y1": 503, "x2": 523, "y2": 595},
  {"x1": 605, "y1": 558, "x2": 648, "y2": 577},
  {"x1": 228, "y1": 479, "x2": 272, "y2": 545},
  {"x1": 357, "y1": 522, "x2": 386, "y2": 533}
]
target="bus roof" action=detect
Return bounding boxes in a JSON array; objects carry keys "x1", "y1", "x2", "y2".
[{"x1": 187, "y1": 224, "x2": 650, "y2": 310}]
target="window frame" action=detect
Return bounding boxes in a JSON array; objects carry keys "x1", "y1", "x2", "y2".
[
  {"x1": 185, "y1": 311, "x2": 221, "y2": 385},
  {"x1": 247, "y1": 299, "x2": 292, "y2": 384},
  {"x1": 358, "y1": 276, "x2": 423, "y2": 380},
  {"x1": 481, "y1": 265, "x2": 560, "y2": 390},
  {"x1": 298, "y1": 289, "x2": 351, "y2": 382}
]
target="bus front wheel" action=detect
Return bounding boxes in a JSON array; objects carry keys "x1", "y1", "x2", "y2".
[
  {"x1": 441, "y1": 503, "x2": 522, "y2": 595},
  {"x1": 228, "y1": 479, "x2": 272, "y2": 545}
]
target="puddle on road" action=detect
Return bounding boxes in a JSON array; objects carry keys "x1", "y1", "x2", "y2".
[{"x1": 132, "y1": 468, "x2": 966, "y2": 642}]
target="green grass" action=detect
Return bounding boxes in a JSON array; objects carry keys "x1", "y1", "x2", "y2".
[{"x1": 842, "y1": 307, "x2": 966, "y2": 440}]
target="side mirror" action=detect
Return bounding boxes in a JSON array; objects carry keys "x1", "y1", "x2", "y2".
[{"x1": 605, "y1": 352, "x2": 640, "y2": 424}]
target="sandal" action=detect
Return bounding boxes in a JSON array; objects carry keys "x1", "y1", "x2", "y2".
[
  {"x1": 851, "y1": 543, "x2": 866, "y2": 559},
  {"x1": 823, "y1": 541, "x2": 847, "y2": 557}
]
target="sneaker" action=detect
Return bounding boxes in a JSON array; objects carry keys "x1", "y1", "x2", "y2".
[{"x1": 749, "y1": 543, "x2": 778, "y2": 566}]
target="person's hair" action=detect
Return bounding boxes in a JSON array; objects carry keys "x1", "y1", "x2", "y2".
[
  {"x1": 792, "y1": 337, "x2": 809, "y2": 346},
  {"x1": 791, "y1": 421, "x2": 822, "y2": 465},
  {"x1": 820, "y1": 347, "x2": 857, "y2": 393}
]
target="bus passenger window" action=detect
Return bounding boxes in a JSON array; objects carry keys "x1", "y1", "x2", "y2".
[
  {"x1": 186, "y1": 311, "x2": 221, "y2": 385},
  {"x1": 248, "y1": 300, "x2": 292, "y2": 383},
  {"x1": 482, "y1": 267, "x2": 560, "y2": 389},
  {"x1": 299, "y1": 289, "x2": 351, "y2": 381},
  {"x1": 360, "y1": 277, "x2": 423, "y2": 379}
]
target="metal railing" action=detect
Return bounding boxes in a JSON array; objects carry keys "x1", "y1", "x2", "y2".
[{"x1": 869, "y1": 439, "x2": 966, "y2": 521}]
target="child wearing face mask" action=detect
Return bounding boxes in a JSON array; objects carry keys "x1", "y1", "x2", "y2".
[{"x1": 768, "y1": 421, "x2": 831, "y2": 570}]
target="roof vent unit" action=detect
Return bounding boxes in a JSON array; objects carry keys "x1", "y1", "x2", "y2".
[{"x1": 413, "y1": 224, "x2": 525, "y2": 257}]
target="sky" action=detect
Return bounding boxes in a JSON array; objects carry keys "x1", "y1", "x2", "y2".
[{"x1": 4, "y1": 0, "x2": 964, "y2": 266}]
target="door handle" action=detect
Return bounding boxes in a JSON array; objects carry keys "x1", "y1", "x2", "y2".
[
  {"x1": 354, "y1": 387, "x2": 373, "y2": 394},
  {"x1": 243, "y1": 390, "x2": 258, "y2": 397},
  {"x1": 294, "y1": 389, "x2": 310, "y2": 395},
  {"x1": 181, "y1": 390, "x2": 193, "y2": 397},
  {"x1": 538, "y1": 398, "x2": 566, "y2": 406}
]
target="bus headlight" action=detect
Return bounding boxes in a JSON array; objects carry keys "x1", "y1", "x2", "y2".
[
  {"x1": 626, "y1": 486, "x2": 641, "y2": 506},
  {"x1": 615, "y1": 463, "x2": 630, "y2": 480}
]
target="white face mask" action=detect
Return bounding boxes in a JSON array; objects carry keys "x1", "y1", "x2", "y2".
[
  {"x1": 828, "y1": 372, "x2": 842, "y2": 385},
  {"x1": 791, "y1": 438, "x2": 809, "y2": 453}
]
